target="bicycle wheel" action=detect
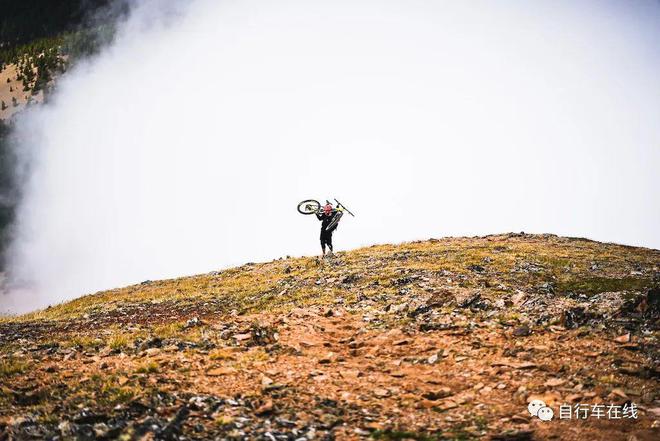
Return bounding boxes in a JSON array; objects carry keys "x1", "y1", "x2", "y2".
[{"x1": 297, "y1": 199, "x2": 321, "y2": 215}]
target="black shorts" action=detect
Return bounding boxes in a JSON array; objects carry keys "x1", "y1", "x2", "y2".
[{"x1": 320, "y1": 229, "x2": 333, "y2": 246}]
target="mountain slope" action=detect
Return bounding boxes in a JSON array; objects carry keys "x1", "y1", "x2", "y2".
[{"x1": 1, "y1": 233, "x2": 659, "y2": 440}]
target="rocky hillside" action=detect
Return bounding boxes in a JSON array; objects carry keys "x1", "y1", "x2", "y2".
[{"x1": 0, "y1": 233, "x2": 658, "y2": 440}]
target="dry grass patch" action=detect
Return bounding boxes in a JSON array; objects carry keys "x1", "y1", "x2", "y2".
[
  {"x1": 152, "y1": 322, "x2": 184, "y2": 339},
  {"x1": 0, "y1": 358, "x2": 28, "y2": 377},
  {"x1": 136, "y1": 360, "x2": 159, "y2": 374},
  {"x1": 108, "y1": 334, "x2": 131, "y2": 351}
]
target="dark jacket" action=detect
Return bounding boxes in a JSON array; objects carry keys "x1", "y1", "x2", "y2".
[{"x1": 316, "y1": 210, "x2": 338, "y2": 235}]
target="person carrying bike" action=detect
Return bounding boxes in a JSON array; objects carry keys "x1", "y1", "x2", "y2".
[{"x1": 316, "y1": 203, "x2": 339, "y2": 256}]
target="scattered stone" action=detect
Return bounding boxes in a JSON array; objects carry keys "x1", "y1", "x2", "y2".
[
  {"x1": 511, "y1": 292, "x2": 527, "y2": 306},
  {"x1": 647, "y1": 407, "x2": 660, "y2": 418},
  {"x1": 254, "y1": 399, "x2": 274, "y2": 415},
  {"x1": 206, "y1": 367, "x2": 238, "y2": 376},
  {"x1": 538, "y1": 282, "x2": 555, "y2": 294},
  {"x1": 565, "y1": 393, "x2": 582, "y2": 403},
  {"x1": 73, "y1": 409, "x2": 108, "y2": 425},
  {"x1": 614, "y1": 333, "x2": 631, "y2": 343},
  {"x1": 93, "y1": 422, "x2": 110, "y2": 438},
  {"x1": 422, "y1": 388, "x2": 453, "y2": 400},
  {"x1": 233, "y1": 333, "x2": 252, "y2": 342},
  {"x1": 185, "y1": 317, "x2": 202, "y2": 328},
  {"x1": 373, "y1": 388, "x2": 390, "y2": 398},
  {"x1": 468, "y1": 264, "x2": 486, "y2": 273},
  {"x1": 339, "y1": 369, "x2": 361, "y2": 380},
  {"x1": 491, "y1": 429, "x2": 534, "y2": 441},
  {"x1": 608, "y1": 388, "x2": 628, "y2": 400},
  {"x1": 58, "y1": 421, "x2": 76, "y2": 437},
  {"x1": 457, "y1": 291, "x2": 482, "y2": 308},
  {"x1": 561, "y1": 307, "x2": 590, "y2": 329},
  {"x1": 437, "y1": 400, "x2": 458, "y2": 411},
  {"x1": 544, "y1": 378, "x2": 565, "y2": 387},
  {"x1": 513, "y1": 362, "x2": 537, "y2": 370},
  {"x1": 512, "y1": 326, "x2": 531, "y2": 337}
]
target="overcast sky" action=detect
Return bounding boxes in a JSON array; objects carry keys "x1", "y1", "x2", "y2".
[{"x1": 3, "y1": 0, "x2": 659, "y2": 313}]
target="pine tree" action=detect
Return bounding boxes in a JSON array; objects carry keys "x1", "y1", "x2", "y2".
[{"x1": 1, "y1": 101, "x2": 6, "y2": 111}]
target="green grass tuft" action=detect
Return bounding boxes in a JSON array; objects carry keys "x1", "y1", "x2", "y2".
[
  {"x1": 556, "y1": 277, "x2": 655, "y2": 296},
  {"x1": 0, "y1": 358, "x2": 28, "y2": 377}
]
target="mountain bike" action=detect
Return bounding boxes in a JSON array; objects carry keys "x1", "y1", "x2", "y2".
[
  {"x1": 297, "y1": 198, "x2": 355, "y2": 217},
  {"x1": 298, "y1": 198, "x2": 354, "y2": 231}
]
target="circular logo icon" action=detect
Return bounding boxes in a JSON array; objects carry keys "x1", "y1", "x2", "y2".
[
  {"x1": 537, "y1": 406, "x2": 554, "y2": 421},
  {"x1": 528, "y1": 399, "x2": 546, "y2": 416}
]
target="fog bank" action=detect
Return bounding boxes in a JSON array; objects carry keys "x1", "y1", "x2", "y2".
[{"x1": 3, "y1": 0, "x2": 660, "y2": 313}]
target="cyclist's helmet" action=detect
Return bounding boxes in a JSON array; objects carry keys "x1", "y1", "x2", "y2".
[{"x1": 323, "y1": 203, "x2": 333, "y2": 214}]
